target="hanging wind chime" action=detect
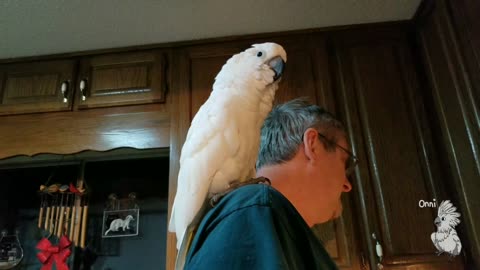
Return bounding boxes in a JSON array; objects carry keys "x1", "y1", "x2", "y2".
[{"x1": 36, "y1": 161, "x2": 90, "y2": 270}]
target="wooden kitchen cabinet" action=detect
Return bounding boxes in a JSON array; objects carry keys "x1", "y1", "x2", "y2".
[
  {"x1": 0, "y1": 49, "x2": 169, "y2": 116},
  {"x1": 0, "y1": 59, "x2": 76, "y2": 115},
  {"x1": 76, "y1": 50, "x2": 169, "y2": 109}
]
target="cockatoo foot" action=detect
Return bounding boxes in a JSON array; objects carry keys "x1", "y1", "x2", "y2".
[{"x1": 210, "y1": 177, "x2": 271, "y2": 206}]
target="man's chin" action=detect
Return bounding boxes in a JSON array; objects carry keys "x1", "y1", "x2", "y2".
[{"x1": 312, "y1": 205, "x2": 343, "y2": 225}]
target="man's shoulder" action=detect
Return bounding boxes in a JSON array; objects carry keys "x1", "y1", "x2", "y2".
[{"x1": 190, "y1": 183, "x2": 338, "y2": 270}]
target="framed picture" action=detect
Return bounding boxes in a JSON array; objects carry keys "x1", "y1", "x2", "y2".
[{"x1": 102, "y1": 209, "x2": 139, "y2": 238}]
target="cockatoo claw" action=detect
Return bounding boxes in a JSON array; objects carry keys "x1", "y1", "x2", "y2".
[{"x1": 210, "y1": 177, "x2": 271, "y2": 207}]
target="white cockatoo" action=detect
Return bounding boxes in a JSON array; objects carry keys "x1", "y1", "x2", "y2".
[
  {"x1": 169, "y1": 42, "x2": 286, "y2": 253},
  {"x1": 431, "y1": 200, "x2": 462, "y2": 256}
]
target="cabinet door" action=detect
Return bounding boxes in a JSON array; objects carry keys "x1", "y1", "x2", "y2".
[
  {"x1": 417, "y1": 1, "x2": 480, "y2": 268},
  {"x1": 0, "y1": 60, "x2": 75, "y2": 115},
  {"x1": 167, "y1": 35, "x2": 362, "y2": 270},
  {"x1": 76, "y1": 50, "x2": 168, "y2": 109},
  {"x1": 332, "y1": 28, "x2": 465, "y2": 269}
]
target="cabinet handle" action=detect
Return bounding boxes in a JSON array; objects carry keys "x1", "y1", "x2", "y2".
[
  {"x1": 79, "y1": 79, "x2": 87, "y2": 101},
  {"x1": 372, "y1": 233, "x2": 384, "y2": 269},
  {"x1": 61, "y1": 81, "x2": 69, "y2": 103}
]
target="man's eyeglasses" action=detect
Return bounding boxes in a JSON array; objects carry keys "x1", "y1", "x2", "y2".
[{"x1": 317, "y1": 132, "x2": 359, "y2": 176}]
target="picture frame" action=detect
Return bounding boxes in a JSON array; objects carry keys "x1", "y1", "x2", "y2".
[{"x1": 102, "y1": 209, "x2": 139, "y2": 238}]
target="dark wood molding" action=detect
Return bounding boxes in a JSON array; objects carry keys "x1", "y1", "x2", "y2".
[
  {"x1": 413, "y1": 0, "x2": 436, "y2": 26},
  {"x1": 166, "y1": 47, "x2": 191, "y2": 270},
  {"x1": 0, "y1": 147, "x2": 169, "y2": 169}
]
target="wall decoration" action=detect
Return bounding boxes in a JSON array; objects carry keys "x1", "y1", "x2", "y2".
[
  {"x1": 102, "y1": 193, "x2": 139, "y2": 238},
  {"x1": 37, "y1": 182, "x2": 89, "y2": 248},
  {"x1": 37, "y1": 161, "x2": 90, "y2": 248},
  {"x1": 0, "y1": 230, "x2": 23, "y2": 270}
]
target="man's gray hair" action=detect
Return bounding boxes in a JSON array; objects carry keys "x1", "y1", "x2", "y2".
[{"x1": 256, "y1": 98, "x2": 346, "y2": 169}]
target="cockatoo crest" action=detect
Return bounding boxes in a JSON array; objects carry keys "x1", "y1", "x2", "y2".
[{"x1": 436, "y1": 200, "x2": 461, "y2": 230}]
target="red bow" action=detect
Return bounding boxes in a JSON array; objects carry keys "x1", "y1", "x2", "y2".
[{"x1": 36, "y1": 235, "x2": 72, "y2": 270}]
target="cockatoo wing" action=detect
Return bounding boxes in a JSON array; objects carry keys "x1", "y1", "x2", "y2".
[
  {"x1": 452, "y1": 232, "x2": 462, "y2": 255},
  {"x1": 431, "y1": 232, "x2": 441, "y2": 252},
  {"x1": 170, "y1": 96, "x2": 245, "y2": 270},
  {"x1": 170, "y1": 96, "x2": 241, "y2": 235}
]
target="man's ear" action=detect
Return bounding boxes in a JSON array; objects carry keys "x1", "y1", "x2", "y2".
[{"x1": 303, "y1": 128, "x2": 319, "y2": 161}]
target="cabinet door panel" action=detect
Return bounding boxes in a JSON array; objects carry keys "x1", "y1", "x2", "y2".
[
  {"x1": 191, "y1": 55, "x2": 231, "y2": 118},
  {"x1": 273, "y1": 41, "x2": 317, "y2": 104},
  {"x1": 91, "y1": 64, "x2": 149, "y2": 92},
  {"x1": 77, "y1": 50, "x2": 168, "y2": 109},
  {"x1": 0, "y1": 60, "x2": 75, "y2": 115}
]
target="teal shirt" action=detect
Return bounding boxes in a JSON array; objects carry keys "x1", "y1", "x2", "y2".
[{"x1": 185, "y1": 184, "x2": 338, "y2": 270}]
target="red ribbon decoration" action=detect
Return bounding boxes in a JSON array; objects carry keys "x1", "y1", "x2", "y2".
[{"x1": 36, "y1": 235, "x2": 72, "y2": 270}]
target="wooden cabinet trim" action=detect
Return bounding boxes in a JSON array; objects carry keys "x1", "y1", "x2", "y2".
[{"x1": 0, "y1": 104, "x2": 170, "y2": 159}]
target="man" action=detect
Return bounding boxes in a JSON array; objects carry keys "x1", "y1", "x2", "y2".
[{"x1": 184, "y1": 98, "x2": 356, "y2": 269}]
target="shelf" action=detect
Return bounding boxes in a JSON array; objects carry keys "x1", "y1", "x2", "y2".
[{"x1": 0, "y1": 147, "x2": 169, "y2": 169}]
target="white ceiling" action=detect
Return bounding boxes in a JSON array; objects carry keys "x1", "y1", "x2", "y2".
[{"x1": 0, "y1": 0, "x2": 421, "y2": 60}]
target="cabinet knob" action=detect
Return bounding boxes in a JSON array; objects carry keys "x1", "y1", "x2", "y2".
[
  {"x1": 61, "y1": 81, "x2": 69, "y2": 103},
  {"x1": 79, "y1": 79, "x2": 87, "y2": 101},
  {"x1": 372, "y1": 233, "x2": 384, "y2": 269}
]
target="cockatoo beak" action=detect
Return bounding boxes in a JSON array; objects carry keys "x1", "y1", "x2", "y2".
[
  {"x1": 434, "y1": 217, "x2": 441, "y2": 226},
  {"x1": 267, "y1": 56, "x2": 285, "y2": 81}
]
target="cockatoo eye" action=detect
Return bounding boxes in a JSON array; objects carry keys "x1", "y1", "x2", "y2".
[
  {"x1": 441, "y1": 217, "x2": 446, "y2": 221},
  {"x1": 257, "y1": 51, "x2": 263, "y2": 57}
]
